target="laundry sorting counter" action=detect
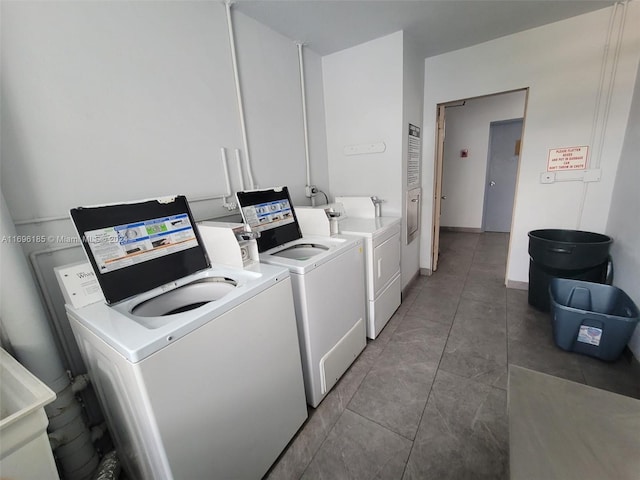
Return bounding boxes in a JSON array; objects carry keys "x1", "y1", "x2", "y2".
[
  {"x1": 59, "y1": 196, "x2": 307, "y2": 480},
  {"x1": 237, "y1": 187, "x2": 367, "y2": 407}
]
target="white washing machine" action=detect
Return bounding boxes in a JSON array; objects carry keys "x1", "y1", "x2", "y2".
[
  {"x1": 60, "y1": 196, "x2": 307, "y2": 480},
  {"x1": 237, "y1": 187, "x2": 367, "y2": 408}
]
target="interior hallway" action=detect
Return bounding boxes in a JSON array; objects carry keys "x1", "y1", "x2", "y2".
[{"x1": 265, "y1": 231, "x2": 640, "y2": 479}]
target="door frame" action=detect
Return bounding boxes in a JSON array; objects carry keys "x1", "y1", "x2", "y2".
[
  {"x1": 431, "y1": 104, "x2": 446, "y2": 272},
  {"x1": 431, "y1": 88, "x2": 529, "y2": 274}
]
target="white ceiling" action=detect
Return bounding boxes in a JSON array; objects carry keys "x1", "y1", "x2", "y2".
[{"x1": 234, "y1": 0, "x2": 616, "y2": 57}]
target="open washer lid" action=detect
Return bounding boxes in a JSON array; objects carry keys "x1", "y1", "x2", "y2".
[
  {"x1": 236, "y1": 187, "x2": 304, "y2": 253},
  {"x1": 70, "y1": 195, "x2": 210, "y2": 304}
]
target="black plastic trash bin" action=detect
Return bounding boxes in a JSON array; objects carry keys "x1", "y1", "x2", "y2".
[
  {"x1": 549, "y1": 278, "x2": 639, "y2": 362},
  {"x1": 528, "y1": 229, "x2": 612, "y2": 311}
]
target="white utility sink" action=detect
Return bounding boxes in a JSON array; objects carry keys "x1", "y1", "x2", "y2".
[{"x1": 0, "y1": 348, "x2": 59, "y2": 479}]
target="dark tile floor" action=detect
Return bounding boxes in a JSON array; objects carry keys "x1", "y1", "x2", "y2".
[{"x1": 265, "y1": 231, "x2": 640, "y2": 480}]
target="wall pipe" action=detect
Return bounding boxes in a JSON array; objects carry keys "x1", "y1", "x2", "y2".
[
  {"x1": 296, "y1": 42, "x2": 316, "y2": 207},
  {"x1": 28, "y1": 244, "x2": 83, "y2": 372},
  {"x1": 14, "y1": 194, "x2": 229, "y2": 226},
  {"x1": 588, "y1": 1, "x2": 618, "y2": 156},
  {"x1": 594, "y1": 0, "x2": 628, "y2": 170},
  {"x1": 14, "y1": 214, "x2": 68, "y2": 226},
  {"x1": 577, "y1": 1, "x2": 628, "y2": 228},
  {"x1": 1, "y1": 192, "x2": 100, "y2": 480},
  {"x1": 235, "y1": 149, "x2": 246, "y2": 190},
  {"x1": 220, "y1": 147, "x2": 236, "y2": 209},
  {"x1": 13, "y1": 144, "x2": 237, "y2": 226},
  {"x1": 297, "y1": 43, "x2": 312, "y2": 190},
  {"x1": 92, "y1": 451, "x2": 120, "y2": 480},
  {"x1": 225, "y1": 0, "x2": 256, "y2": 189}
]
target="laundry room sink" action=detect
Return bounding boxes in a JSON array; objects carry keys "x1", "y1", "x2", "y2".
[
  {"x1": 131, "y1": 277, "x2": 237, "y2": 326},
  {"x1": 0, "y1": 349, "x2": 59, "y2": 479}
]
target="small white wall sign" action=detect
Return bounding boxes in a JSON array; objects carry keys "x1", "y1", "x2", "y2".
[{"x1": 547, "y1": 146, "x2": 589, "y2": 171}]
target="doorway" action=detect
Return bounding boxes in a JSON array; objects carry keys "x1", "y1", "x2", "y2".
[
  {"x1": 431, "y1": 89, "x2": 527, "y2": 273},
  {"x1": 482, "y1": 118, "x2": 523, "y2": 233}
]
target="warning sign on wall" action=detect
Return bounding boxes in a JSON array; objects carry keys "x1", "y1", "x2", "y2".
[{"x1": 547, "y1": 146, "x2": 589, "y2": 171}]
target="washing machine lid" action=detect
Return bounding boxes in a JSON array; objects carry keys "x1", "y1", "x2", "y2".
[
  {"x1": 70, "y1": 195, "x2": 210, "y2": 305},
  {"x1": 236, "y1": 187, "x2": 303, "y2": 253}
]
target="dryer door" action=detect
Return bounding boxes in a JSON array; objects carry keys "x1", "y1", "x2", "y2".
[{"x1": 373, "y1": 233, "x2": 401, "y2": 297}]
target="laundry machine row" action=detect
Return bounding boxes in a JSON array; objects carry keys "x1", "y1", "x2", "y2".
[{"x1": 58, "y1": 195, "x2": 308, "y2": 480}]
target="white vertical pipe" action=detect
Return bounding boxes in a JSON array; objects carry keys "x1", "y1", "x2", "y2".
[
  {"x1": 595, "y1": 0, "x2": 628, "y2": 170},
  {"x1": 578, "y1": 1, "x2": 628, "y2": 228},
  {"x1": 235, "y1": 149, "x2": 246, "y2": 190},
  {"x1": 220, "y1": 147, "x2": 232, "y2": 200},
  {"x1": 588, "y1": 2, "x2": 618, "y2": 153},
  {"x1": 225, "y1": 0, "x2": 255, "y2": 189},
  {"x1": 297, "y1": 43, "x2": 312, "y2": 189},
  {"x1": 243, "y1": 149, "x2": 255, "y2": 190}
]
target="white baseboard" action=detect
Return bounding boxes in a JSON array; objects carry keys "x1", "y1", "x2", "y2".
[
  {"x1": 419, "y1": 268, "x2": 432, "y2": 277},
  {"x1": 506, "y1": 280, "x2": 528, "y2": 290}
]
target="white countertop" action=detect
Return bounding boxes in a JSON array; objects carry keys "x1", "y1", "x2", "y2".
[{"x1": 338, "y1": 216, "x2": 401, "y2": 237}]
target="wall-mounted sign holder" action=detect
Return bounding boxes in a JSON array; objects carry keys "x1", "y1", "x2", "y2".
[{"x1": 343, "y1": 142, "x2": 386, "y2": 156}]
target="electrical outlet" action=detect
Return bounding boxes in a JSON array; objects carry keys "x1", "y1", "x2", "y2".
[{"x1": 305, "y1": 185, "x2": 317, "y2": 197}]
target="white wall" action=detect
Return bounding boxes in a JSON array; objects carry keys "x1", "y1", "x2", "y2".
[
  {"x1": 323, "y1": 31, "x2": 404, "y2": 216},
  {"x1": 420, "y1": 4, "x2": 640, "y2": 285},
  {"x1": 401, "y1": 32, "x2": 424, "y2": 287},
  {"x1": 0, "y1": 1, "x2": 328, "y2": 369},
  {"x1": 323, "y1": 30, "x2": 423, "y2": 289},
  {"x1": 441, "y1": 91, "x2": 526, "y2": 229},
  {"x1": 606, "y1": 60, "x2": 640, "y2": 358}
]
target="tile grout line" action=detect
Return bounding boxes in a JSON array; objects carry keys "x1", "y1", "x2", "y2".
[{"x1": 399, "y1": 234, "x2": 478, "y2": 479}]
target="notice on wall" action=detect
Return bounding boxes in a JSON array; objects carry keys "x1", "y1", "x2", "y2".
[
  {"x1": 547, "y1": 146, "x2": 589, "y2": 172},
  {"x1": 408, "y1": 124, "x2": 421, "y2": 187}
]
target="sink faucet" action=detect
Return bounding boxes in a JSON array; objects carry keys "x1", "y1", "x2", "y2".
[{"x1": 371, "y1": 196, "x2": 384, "y2": 217}]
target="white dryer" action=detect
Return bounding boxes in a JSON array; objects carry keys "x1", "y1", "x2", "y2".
[
  {"x1": 237, "y1": 187, "x2": 367, "y2": 408},
  {"x1": 338, "y1": 217, "x2": 401, "y2": 339},
  {"x1": 296, "y1": 198, "x2": 402, "y2": 340},
  {"x1": 61, "y1": 196, "x2": 307, "y2": 480},
  {"x1": 335, "y1": 197, "x2": 402, "y2": 339}
]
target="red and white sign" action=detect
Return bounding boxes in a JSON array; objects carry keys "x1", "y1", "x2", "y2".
[{"x1": 547, "y1": 146, "x2": 589, "y2": 172}]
